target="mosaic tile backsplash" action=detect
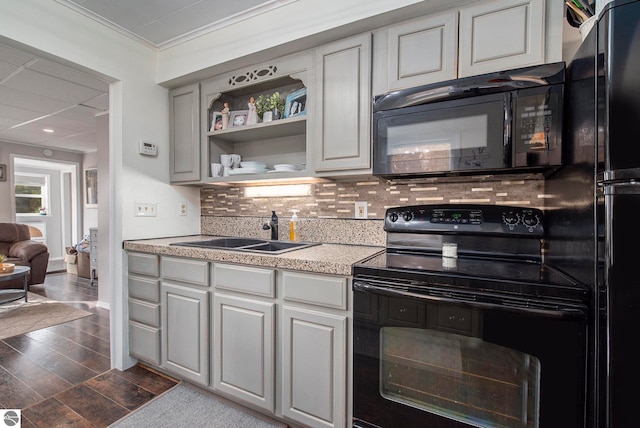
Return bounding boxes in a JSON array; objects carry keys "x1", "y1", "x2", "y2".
[
  {"x1": 201, "y1": 177, "x2": 546, "y2": 219},
  {"x1": 200, "y1": 177, "x2": 547, "y2": 246}
]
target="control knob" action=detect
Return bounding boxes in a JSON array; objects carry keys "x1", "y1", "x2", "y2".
[
  {"x1": 402, "y1": 211, "x2": 413, "y2": 222},
  {"x1": 522, "y1": 212, "x2": 541, "y2": 228},
  {"x1": 502, "y1": 211, "x2": 520, "y2": 225},
  {"x1": 389, "y1": 212, "x2": 399, "y2": 222}
]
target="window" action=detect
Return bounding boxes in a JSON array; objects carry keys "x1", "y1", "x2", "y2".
[{"x1": 15, "y1": 173, "x2": 49, "y2": 215}]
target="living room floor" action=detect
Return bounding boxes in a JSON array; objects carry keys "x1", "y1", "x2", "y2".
[{"x1": 0, "y1": 272, "x2": 179, "y2": 427}]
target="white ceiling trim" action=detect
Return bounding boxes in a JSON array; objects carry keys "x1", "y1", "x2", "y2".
[{"x1": 53, "y1": 0, "x2": 300, "y2": 51}]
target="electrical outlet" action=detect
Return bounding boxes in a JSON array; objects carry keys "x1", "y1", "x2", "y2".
[
  {"x1": 134, "y1": 201, "x2": 157, "y2": 217},
  {"x1": 355, "y1": 202, "x2": 368, "y2": 219},
  {"x1": 179, "y1": 202, "x2": 187, "y2": 216}
]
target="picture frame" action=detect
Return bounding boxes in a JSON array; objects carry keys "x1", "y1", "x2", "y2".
[
  {"x1": 284, "y1": 88, "x2": 307, "y2": 118},
  {"x1": 230, "y1": 110, "x2": 249, "y2": 127},
  {"x1": 84, "y1": 168, "x2": 98, "y2": 208},
  {"x1": 0, "y1": 164, "x2": 6, "y2": 182},
  {"x1": 210, "y1": 111, "x2": 223, "y2": 131}
]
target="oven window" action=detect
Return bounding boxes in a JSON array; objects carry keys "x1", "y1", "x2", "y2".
[{"x1": 380, "y1": 327, "x2": 541, "y2": 428}]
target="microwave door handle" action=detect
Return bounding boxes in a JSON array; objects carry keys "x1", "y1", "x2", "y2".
[
  {"x1": 504, "y1": 93, "x2": 512, "y2": 166},
  {"x1": 353, "y1": 281, "x2": 585, "y2": 320}
]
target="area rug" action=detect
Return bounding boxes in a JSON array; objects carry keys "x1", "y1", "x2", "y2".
[
  {"x1": 0, "y1": 292, "x2": 92, "y2": 340},
  {"x1": 110, "y1": 382, "x2": 288, "y2": 428}
]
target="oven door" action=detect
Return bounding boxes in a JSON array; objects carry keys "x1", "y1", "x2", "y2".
[{"x1": 352, "y1": 281, "x2": 588, "y2": 428}]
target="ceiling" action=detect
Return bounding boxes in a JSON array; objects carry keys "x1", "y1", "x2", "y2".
[{"x1": 0, "y1": 0, "x2": 287, "y2": 154}]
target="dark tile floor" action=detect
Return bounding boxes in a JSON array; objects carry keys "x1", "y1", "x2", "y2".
[{"x1": 0, "y1": 272, "x2": 179, "y2": 427}]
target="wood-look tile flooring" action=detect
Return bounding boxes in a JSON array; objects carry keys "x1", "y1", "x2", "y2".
[{"x1": 0, "y1": 272, "x2": 179, "y2": 427}]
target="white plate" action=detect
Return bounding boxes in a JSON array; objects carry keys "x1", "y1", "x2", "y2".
[
  {"x1": 274, "y1": 164, "x2": 297, "y2": 171},
  {"x1": 267, "y1": 169, "x2": 298, "y2": 173},
  {"x1": 240, "y1": 161, "x2": 267, "y2": 169},
  {"x1": 228, "y1": 167, "x2": 268, "y2": 175}
]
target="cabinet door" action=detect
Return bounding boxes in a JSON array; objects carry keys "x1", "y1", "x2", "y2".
[
  {"x1": 458, "y1": 0, "x2": 545, "y2": 77},
  {"x1": 212, "y1": 293, "x2": 275, "y2": 411},
  {"x1": 386, "y1": 11, "x2": 458, "y2": 91},
  {"x1": 281, "y1": 306, "x2": 347, "y2": 428},
  {"x1": 161, "y1": 282, "x2": 209, "y2": 385},
  {"x1": 169, "y1": 83, "x2": 201, "y2": 183},
  {"x1": 314, "y1": 33, "x2": 371, "y2": 172}
]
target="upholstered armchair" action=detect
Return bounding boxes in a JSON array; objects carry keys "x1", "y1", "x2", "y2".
[{"x1": 0, "y1": 223, "x2": 49, "y2": 287}]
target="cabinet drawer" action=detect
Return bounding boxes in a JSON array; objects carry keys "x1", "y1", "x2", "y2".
[
  {"x1": 129, "y1": 275, "x2": 160, "y2": 303},
  {"x1": 129, "y1": 321, "x2": 161, "y2": 365},
  {"x1": 282, "y1": 271, "x2": 348, "y2": 310},
  {"x1": 128, "y1": 253, "x2": 159, "y2": 277},
  {"x1": 162, "y1": 256, "x2": 209, "y2": 286},
  {"x1": 213, "y1": 263, "x2": 275, "y2": 298},
  {"x1": 129, "y1": 298, "x2": 160, "y2": 327}
]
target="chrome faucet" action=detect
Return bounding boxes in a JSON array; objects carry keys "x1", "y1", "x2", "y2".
[{"x1": 262, "y1": 210, "x2": 279, "y2": 240}]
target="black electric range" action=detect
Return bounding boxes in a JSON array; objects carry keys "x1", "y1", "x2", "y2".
[{"x1": 351, "y1": 204, "x2": 590, "y2": 428}]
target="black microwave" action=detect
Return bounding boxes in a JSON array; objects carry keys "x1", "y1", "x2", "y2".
[{"x1": 372, "y1": 62, "x2": 565, "y2": 180}]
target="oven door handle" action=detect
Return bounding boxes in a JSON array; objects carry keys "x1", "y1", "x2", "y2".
[{"x1": 353, "y1": 281, "x2": 586, "y2": 320}]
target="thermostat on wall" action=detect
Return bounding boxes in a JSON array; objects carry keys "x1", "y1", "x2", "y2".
[{"x1": 138, "y1": 140, "x2": 158, "y2": 156}]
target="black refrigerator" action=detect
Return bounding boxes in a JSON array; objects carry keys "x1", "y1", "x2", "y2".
[{"x1": 545, "y1": 1, "x2": 640, "y2": 427}]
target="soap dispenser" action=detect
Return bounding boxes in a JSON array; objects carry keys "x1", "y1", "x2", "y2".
[{"x1": 289, "y1": 210, "x2": 299, "y2": 241}]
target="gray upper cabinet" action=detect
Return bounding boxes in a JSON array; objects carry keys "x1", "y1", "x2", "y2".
[
  {"x1": 169, "y1": 83, "x2": 200, "y2": 183},
  {"x1": 313, "y1": 33, "x2": 372, "y2": 173},
  {"x1": 373, "y1": 11, "x2": 458, "y2": 93},
  {"x1": 373, "y1": 0, "x2": 559, "y2": 95},
  {"x1": 458, "y1": 0, "x2": 546, "y2": 77}
]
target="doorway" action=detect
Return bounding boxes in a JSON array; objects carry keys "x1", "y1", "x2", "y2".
[{"x1": 12, "y1": 156, "x2": 80, "y2": 273}]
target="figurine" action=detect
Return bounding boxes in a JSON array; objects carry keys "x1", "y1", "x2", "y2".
[
  {"x1": 247, "y1": 97, "x2": 258, "y2": 125},
  {"x1": 221, "y1": 102, "x2": 230, "y2": 129}
]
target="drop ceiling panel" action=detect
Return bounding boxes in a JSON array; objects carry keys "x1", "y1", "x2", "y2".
[
  {"x1": 27, "y1": 58, "x2": 109, "y2": 92},
  {"x1": 56, "y1": 104, "x2": 104, "y2": 122},
  {"x1": 0, "y1": 102, "x2": 44, "y2": 122},
  {"x1": 0, "y1": 86, "x2": 71, "y2": 115},
  {"x1": 3, "y1": 69, "x2": 103, "y2": 104},
  {"x1": 0, "y1": 60, "x2": 21, "y2": 81},
  {"x1": 0, "y1": 44, "x2": 37, "y2": 66}
]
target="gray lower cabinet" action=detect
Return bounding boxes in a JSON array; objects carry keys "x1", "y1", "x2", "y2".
[
  {"x1": 160, "y1": 256, "x2": 210, "y2": 385},
  {"x1": 212, "y1": 263, "x2": 276, "y2": 411},
  {"x1": 127, "y1": 253, "x2": 351, "y2": 428},
  {"x1": 280, "y1": 271, "x2": 349, "y2": 428},
  {"x1": 212, "y1": 293, "x2": 275, "y2": 411},
  {"x1": 127, "y1": 253, "x2": 161, "y2": 365}
]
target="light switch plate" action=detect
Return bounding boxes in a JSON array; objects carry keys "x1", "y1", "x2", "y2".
[
  {"x1": 355, "y1": 202, "x2": 368, "y2": 219},
  {"x1": 135, "y1": 201, "x2": 157, "y2": 217}
]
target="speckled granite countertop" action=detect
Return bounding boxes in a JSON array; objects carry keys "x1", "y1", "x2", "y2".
[{"x1": 123, "y1": 235, "x2": 384, "y2": 276}]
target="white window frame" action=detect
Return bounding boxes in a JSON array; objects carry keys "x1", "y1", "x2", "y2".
[{"x1": 14, "y1": 172, "x2": 50, "y2": 216}]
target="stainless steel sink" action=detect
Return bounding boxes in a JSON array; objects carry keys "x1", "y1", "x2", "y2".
[{"x1": 171, "y1": 237, "x2": 320, "y2": 254}]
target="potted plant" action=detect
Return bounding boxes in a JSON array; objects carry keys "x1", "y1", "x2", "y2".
[
  {"x1": 256, "y1": 92, "x2": 286, "y2": 122},
  {"x1": 0, "y1": 253, "x2": 14, "y2": 274}
]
